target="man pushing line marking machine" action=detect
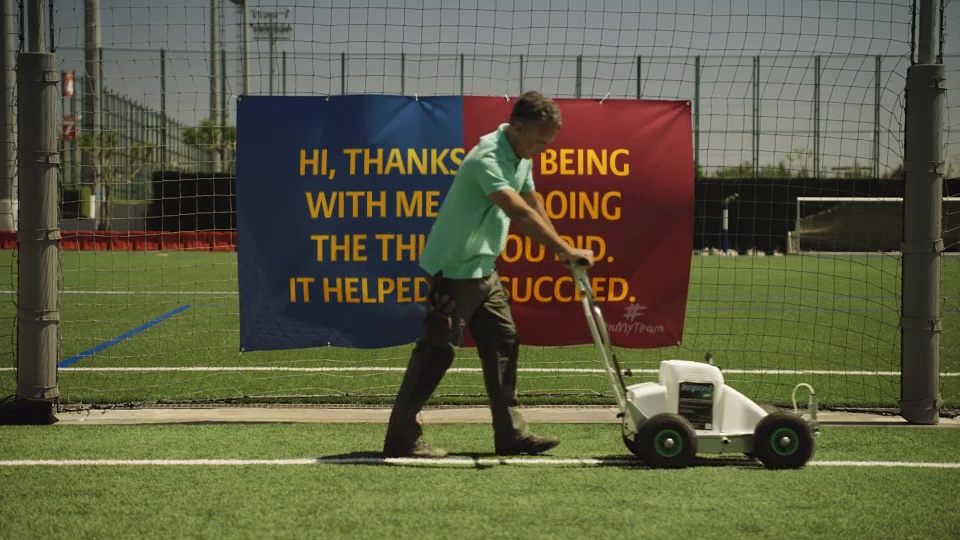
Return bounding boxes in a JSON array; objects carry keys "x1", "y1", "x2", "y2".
[{"x1": 382, "y1": 90, "x2": 816, "y2": 467}]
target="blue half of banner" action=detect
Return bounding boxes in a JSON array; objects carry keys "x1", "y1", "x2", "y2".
[{"x1": 237, "y1": 95, "x2": 463, "y2": 350}]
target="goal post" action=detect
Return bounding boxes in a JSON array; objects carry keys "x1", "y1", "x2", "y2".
[{"x1": 792, "y1": 197, "x2": 960, "y2": 254}]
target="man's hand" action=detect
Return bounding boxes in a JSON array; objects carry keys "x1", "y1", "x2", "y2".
[
  {"x1": 424, "y1": 291, "x2": 457, "y2": 330},
  {"x1": 561, "y1": 247, "x2": 595, "y2": 268}
]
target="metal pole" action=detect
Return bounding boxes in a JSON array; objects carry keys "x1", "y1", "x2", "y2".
[
  {"x1": 875, "y1": 55, "x2": 881, "y2": 178},
  {"x1": 751, "y1": 56, "x2": 760, "y2": 178},
  {"x1": 0, "y1": 0, "x2": 17, "y2": 231},
  {"x1": 519, "y1": 54, "x2": 523, "y2": 94},
  {"x1": 268, "y1": 23, "x2": 275, "y2": 95},
  {"x1": 900, "y1": 0, "x2": 943, "y2": 425},
  {"x1": 918, "y1": 0, "x2": 936, "y2": 64},
  {"x1": 160, "y1": 48, "x2": 166, "y2": 172},
  {"x1": 241, "y1": 3, "x2": 248, "y2": 95},
  {"x1": 636, "y1": 55, "x2": 641, "y2": 98},
  {"x1": 221, "y1": 48, "x2": 227, "y2": 124},
  {"x1": 13, "y1": 0, "x2": 59, "y2": 420},
  {"x1": 694, "y1": 56, "x2": 700, "y2": 178},
  {"x1": 282, "y1": 50, "x2": 287, "y2": 95},
  {"x1": 27, "y1": 0, "x2": 44, "y2": 51},
  {"x1": 459, "y1": 53, "x2": 464, "y2": 95},
  {"x1": 814, "y1": 55, "x2": 820, "y2": 178},
  {"x1": 340, "y1": 51, "x2": 345, "y2": 94},
  {"x1": 210, "y1": 0, "x2": 221, "y2": 173},
  {"x1": 83, "y1": 1, "x2": 101, "y2": 224},
  {"x1": 400, "y1": 52, "x2": 404, "y2": 95},
  {"x1": 575, "y1": 55, "x2": 582, "y2": 99},
  {"x1": 47, "y1": 0, "x2": 54, "y2": 52}
]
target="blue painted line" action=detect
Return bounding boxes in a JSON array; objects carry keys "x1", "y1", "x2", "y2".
[{"x1": 58, "y1": 304, "x2": 191, "y2": 368}]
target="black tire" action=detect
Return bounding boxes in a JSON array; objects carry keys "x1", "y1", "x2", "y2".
[
  {"x1": 753, "y1": 412, "x2": 815, "y2": 469},
  {"x1": 622, "y1": 419, "x2": 642, "y2": 458},
  {"x1": 633, "y1": 413, "x2": 698, "y2": 468}
]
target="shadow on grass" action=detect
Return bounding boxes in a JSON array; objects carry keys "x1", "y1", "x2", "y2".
[{"x1": 315, "y1": 451, "x2": 763, "y2": 470}]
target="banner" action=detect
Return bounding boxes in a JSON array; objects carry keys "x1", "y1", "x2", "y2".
[{"x1": 237, "y1": 95, "x2": 693, "y2": 351}]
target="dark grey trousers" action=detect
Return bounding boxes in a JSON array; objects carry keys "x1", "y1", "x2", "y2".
[{"x1": 384, "y1": 272, "x2": 530, "y2": 452}]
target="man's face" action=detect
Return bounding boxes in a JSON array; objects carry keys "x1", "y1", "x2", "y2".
[{"x1": 511, "y1": 121, "x2": 561, "y2": 159}]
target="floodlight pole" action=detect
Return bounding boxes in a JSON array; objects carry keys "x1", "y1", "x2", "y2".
[
  {"x1": 82, "y1": 0, "x2": 101, "y2": 224},
  {"x1": 900, "y1": 0, "x2": 943, "y2": 424},
  {"x1": 210, "y1": 0, "x2": 221, "y2": 172},
  {"x1": 251, "y1": 8, "x2": 292, "y2": 96},
  {"x1": 228, "y1": 0, "x2": 249, "y2": 95}
]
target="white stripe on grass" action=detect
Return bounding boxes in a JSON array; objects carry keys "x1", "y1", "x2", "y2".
[
  {"x1": 1, "y1": 366, "x2": 956, "y2": 377},
  {"x1": 0, "y1": 458, "x2": 958, "y2": 468}
]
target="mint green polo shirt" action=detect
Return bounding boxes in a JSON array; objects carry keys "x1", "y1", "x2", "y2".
[{"x1": 419, "y1": 123, "x2": 536, "y2": 279}]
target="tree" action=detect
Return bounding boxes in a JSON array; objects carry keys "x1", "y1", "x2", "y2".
[
  {"x1": 183, "y1": 118, "x2": 236, "y2": 173},
  {"x1": 78, "y1": 130, "x2": 158, "y2": 230}
]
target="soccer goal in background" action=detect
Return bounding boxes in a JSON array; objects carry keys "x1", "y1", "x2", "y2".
[{"x1": 790, "y1": 197, "x2": 960, "y2": 253}]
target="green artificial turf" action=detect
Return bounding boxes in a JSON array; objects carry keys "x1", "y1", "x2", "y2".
[
  {"x1": 1, "y1": 250, "x2": 958, "y2": 408},
  {"x1": 0, "y1": 423, "x2": 958, "y2": 540}
]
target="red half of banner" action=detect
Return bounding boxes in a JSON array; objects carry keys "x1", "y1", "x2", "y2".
[{"x1": 461, "y1": 97, "x2": 694, "y2": 348}]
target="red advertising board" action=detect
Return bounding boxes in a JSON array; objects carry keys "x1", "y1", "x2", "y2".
[{"x1": 463, "y1": 97, "x2": 694, "y2": 348}]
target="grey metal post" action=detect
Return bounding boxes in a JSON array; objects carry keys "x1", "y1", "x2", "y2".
[
  {"x1": 750, "y1": 56, "x2": 760, "y2": 178},
  {"x1": 519, "y1": 54, "x2": 523, "y2": 94},
  {"x1": 636, "y1": 55, "x2": 641, "y2": 98},
  {"x1": 575, "y1": 55, "x2": 582, "y2": 98},
  {"x1": 694, "y1": 56, "x2": 700, "y2": 177},
  {"x1": 15, "y1": 1, "x2": 59, "y2": 418},
  {"x1": 240, "y1": 2, "x2": 248, "y2": 95},
  {"x1": 282, "y1": 50, "x2": 287, "y2": 95},
  {"x1": 221, "y1": 48, "x2": 227, "y2": 124},
  {"x1": 814, "y1": 56, "x2": 820, "y2": 178},
  {"x1": 900, "y1": 0, "x2": 943, "y2": 424},
  {"x1": 83, "y1": 0, "x2": 101, "y2": 223},
  {"x1": 210, "y1": 0, "x2": 221, "y2": 173},
  {"x1": 400, "y1": 52, "x2": 404, "y2": 95},
  {"x1": 0, "y1": 0, "x2": 17, "y2": 231},
  {"x1": 160, "y1": 48, "x2": 166, "y2": 172},
  {"x1": 459, "y1": 53, "x2": 464, "y2": 95},
  {"x1": 341, "y1": 52, "x2": 345, "y2": 94},
  {"x1": 268, "y1": 23, "x2": 275, "y2": 95},
  {"x1": 875, "y1": 55, "x2": 881, "y2": 178}
]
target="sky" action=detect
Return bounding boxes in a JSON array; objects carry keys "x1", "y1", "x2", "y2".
[{"x1": 12, "y1": 0, "x2": 957, "y2": 174}]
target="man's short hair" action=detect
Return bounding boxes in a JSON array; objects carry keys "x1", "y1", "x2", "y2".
[{"x1": 509, "y1": 91, "x2": 562, "y2": 128}]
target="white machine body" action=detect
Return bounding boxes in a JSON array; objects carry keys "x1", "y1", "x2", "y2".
[{"x1": 624, "y1": 360, "x2": 768, "y2": 453}]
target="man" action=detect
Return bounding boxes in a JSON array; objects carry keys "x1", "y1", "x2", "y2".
[{"x1": 383, "y1": 91, "x2": 594, "y2": 458}]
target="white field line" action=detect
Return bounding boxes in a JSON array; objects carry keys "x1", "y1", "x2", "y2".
[
  {"x1": 0, "y1": 366, "x2": 956, "y2": 377},
  {"x1": 0, "y1": 457, "x2": 958, "y2": 469}
]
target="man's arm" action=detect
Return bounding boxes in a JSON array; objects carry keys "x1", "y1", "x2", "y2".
[
  {"x1": 521, "y1": 191, "x2": 559, "y2": 236},
  {"x1": 489, "y1": 189, "x2": 593, "y2": 266}
]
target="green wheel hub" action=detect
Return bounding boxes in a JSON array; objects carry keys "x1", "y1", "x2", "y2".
[
  {"x1": 654, "y1": 428, "x2": 684, "y2": 458},
  {"x1": 770, "y1": 427, "x2": 800, "y2": 456}
]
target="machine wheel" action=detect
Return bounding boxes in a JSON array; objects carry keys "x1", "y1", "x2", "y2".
[
  {"x1": 634, "y1": 413, "x2": 698, "y2": 468},
  {"x1": 621, "y1": 418, "x2": 641, "y2": 458},
  {"x1": 753, "y1": 412, "x2": 814, "y2": 469}
]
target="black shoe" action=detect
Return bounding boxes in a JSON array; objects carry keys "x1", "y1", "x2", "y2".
[
  {"x1": 496, "y1": 434, "x2": 560, "y2": 456},
  {"x1": 384, "y1": 439, "x2": 449, "y2": 458}
]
